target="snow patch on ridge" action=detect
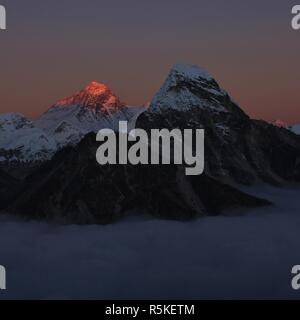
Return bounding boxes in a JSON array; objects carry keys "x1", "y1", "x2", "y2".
[{"x1": 0, "y1": 113, "x2": 57, "y2": 163}]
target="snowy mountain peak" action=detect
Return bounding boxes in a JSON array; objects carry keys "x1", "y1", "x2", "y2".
[
  {"x1": 35, "y1": 81, "x2": 146, "y2": 149},
  {"x1": 84, "y1": 81, "x2": 110, "y2": 94},
  {"x1": 54, "y1": 81, "x2": 125, "y2": 114},
  {"x1": 149, "y1": 63, "x2": 228, "y2": 113},
  {"x1": 171, "y1": 63, "x2": 213, "y2": 81}
]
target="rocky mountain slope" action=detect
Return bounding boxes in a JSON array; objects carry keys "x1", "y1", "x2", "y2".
[
  {"x1": 8, "y1": 133, "x2": 269, "y2": 224},
  {"x1": 137, "y1": 64, "x2": 300, "y2": 185}
]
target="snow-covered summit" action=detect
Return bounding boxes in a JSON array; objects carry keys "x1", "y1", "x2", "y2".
[
  {"x1": 36, "y1": 81, "x2": 146, "y2": 148},
  {"x1": 53, "y1": 81, "x2": 125, "y2": 115},
  {"x1": 0, "y1": 83, "x2": 146, "y2": 162},
  {"x1": 171, "y1": 63, "x2": 213, "y2": 81},
  {"x1": 150, "y1": 63, "x2": 228, "y2": 113}
]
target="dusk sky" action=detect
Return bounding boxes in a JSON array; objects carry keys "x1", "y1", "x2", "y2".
[{"x1": 0, "y1": 0, "x2": 299, "y2": 123}]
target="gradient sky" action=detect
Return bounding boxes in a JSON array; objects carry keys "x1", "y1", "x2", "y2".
[{"x1": 0, "y1": 0, "x2": 299, "y2": 123}]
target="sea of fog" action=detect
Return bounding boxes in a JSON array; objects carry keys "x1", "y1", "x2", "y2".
[{"x1": 0, "y1": 186, "x2": 300, "y2": 299}]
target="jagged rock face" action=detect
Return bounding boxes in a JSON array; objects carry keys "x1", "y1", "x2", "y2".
[
  {"x1": 8, "y1": 134, "x2": 269, "y2": 224},
  {"x1": 0, "y1": 113, "x2": 57, "y2": 164},
  {"x1": 35, "y1": 82, "x2": 146, "y2": 148},
  {"x1": 136, "y1": 64, "x2": 300, "y2": 185}
]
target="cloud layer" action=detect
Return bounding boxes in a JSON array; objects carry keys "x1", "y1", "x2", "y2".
[{"x1": 0, "y1": 186, "x2": 300, "y2": 299}]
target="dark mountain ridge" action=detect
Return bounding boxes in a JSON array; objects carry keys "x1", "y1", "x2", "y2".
[{"x1": 8, "y1": 133, "x2": 270, "y2": 224}]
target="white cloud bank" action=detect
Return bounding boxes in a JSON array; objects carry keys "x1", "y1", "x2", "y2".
[{"x1": 0, "y1": 186, "x2": 300, "y2": 299}]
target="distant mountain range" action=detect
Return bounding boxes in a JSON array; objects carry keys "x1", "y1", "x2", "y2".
[
  {"x1": 0, "y1": 82, "x2": 145, "y2": 163},
  {"x1": 1, "y1": 63, "x2": 300, "y2": 224},
  {"x1": 0, "y1": 70, "x2": 298, "y2": 165}
]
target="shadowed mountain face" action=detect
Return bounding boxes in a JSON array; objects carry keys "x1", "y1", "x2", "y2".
[
  {"x1": 8, "y1": 133, "x2": 270, "y2": 224},
  {"x1": 0, "y1": 169, "x2": 18, "y2": 210},
  {"x1": 3, "y1": 63, "x2": 300, "y2": 224}
]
